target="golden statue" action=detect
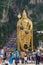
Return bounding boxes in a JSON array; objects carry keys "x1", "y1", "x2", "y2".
[{"x1": 17, "y1": 10, "x2": 33, "y2": 51}]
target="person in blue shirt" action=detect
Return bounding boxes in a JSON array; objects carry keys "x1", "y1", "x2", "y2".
[
  {"x1": 15, "y1": 49, "x2": 20, "y2": 65},
  {"x1": 8, "y1": 52, "x2": 13, "y2": 64}
]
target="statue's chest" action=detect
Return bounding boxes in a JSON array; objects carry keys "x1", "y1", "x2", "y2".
[{"x1": 21, "y1": 20, "x2": 29, "y2": 30}]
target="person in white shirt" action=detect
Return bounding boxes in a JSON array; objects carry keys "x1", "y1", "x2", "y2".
[
  {"x1": 0, "y1": 48, "x2": 4, "y2": 65},
  {"x1": 24, "y1": 54, "x2": 28, "y2": 64}
]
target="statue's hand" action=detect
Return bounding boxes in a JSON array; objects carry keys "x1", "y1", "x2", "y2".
[
  {"x1": 25, "y1": 30, "x2": 29, "y2": 34},
  {"x1": 20, "y1": 25, "x2": 24, "y2": 30}
]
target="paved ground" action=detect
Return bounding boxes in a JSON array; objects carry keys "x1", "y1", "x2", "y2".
[
  {"x1": 15, "y1": 63, "x2": 43, "y2": 65},
  {"x1": 2, "y1": 60, "x2": 43, "y2": 65},
  {"x1": 11, "y1": 63, "x2": 43, "y2": 65},
  {"x1": 18, "y1": 62, "x2": 43, "y2": 65}
]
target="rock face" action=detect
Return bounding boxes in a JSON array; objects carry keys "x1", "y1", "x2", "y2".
[
  {"x1": 0, "y1": 0, "x2": 9, "y2": 21},
  {"x1": 30, "y1": 0, "x2": 43, "y2": 4},
  {"x1": 1, "y1": 8, "x2": 9, "y2": 22},
  {"x1": 10, "y1": 0, "x2": 19, "y2": 16}
]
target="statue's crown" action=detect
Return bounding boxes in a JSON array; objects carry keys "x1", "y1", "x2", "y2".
[{"x1": 22, "y1": 10, "x2": 27, "y2": 19}]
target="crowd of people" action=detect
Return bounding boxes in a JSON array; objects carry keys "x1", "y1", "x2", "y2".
[{"x1": 0, "y1": 47, "x2": 43, "y2": 65}]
